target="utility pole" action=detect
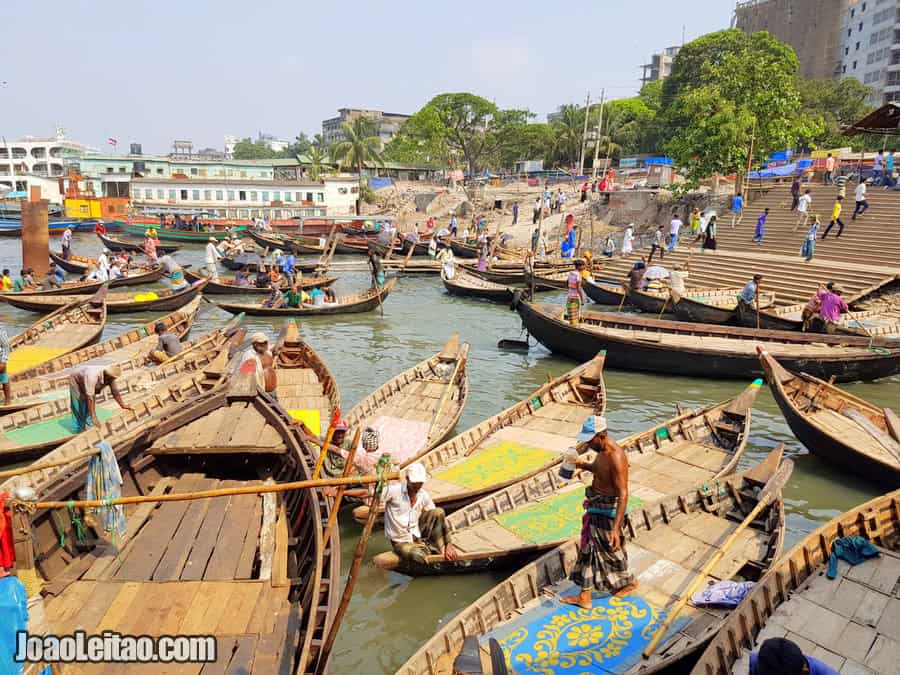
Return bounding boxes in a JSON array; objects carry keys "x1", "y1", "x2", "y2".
[
  {"x1": 743, "y1": 117, "x2": 757, "y2": 200},
  {"x1": 577, "y1": 91, "x2": 591, "y2": 176},
  {"x1": 591, "y1": 89, "x2": 606, "y2": 179}
]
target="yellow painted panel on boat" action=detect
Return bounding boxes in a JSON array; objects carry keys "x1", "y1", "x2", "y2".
[
  {"x1": 288, "y1": 408, "x2": 320, "y2": 435},
  {"x1": 433, "y1": 441, "x2": 558, "y2": 489},
  {"x1": 7, "y1": 346, "x2": 70, "y2": 375}
]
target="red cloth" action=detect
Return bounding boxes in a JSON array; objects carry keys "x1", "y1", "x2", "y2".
[
  {"x1": 565, "y1": 214, "x2": 575, "y2": 235},
  {"x1": 95, "y1": 222, "x2": 107, "y2": 235},
  {"x1": 0, "y1": 493, "x2": 16, "y2": 568}
]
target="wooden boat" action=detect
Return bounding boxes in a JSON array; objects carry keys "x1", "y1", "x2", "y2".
[
  {"x1": 334, "y1": 236, "x2": 402, "y2": 256},
  {"x1": 2, "y1": 279, "x2": 207, "y2": 314},
  {"x1": 0, "y1": 278, "x2": 108, "y2": 297},
  {"x1": 97, "y1": 231, "x2": 180, "y2": 254},
  {"x1": 583, "y1": 277, "x2": 627, "y2": 305},
  {"x1": 1, "y1": 300, "x2": 223, "y2": 412},
  {"x1": 117, "y1": 220, "x2": 247, "y2": 241},
  {"x1": 736, "y1": 299, "x2": 900, "y2": 337},
  {"x1": 216, "y1": 277, "x2": 398, "y2": 316},
  {"x1": 450, "y1": 238, "x2": 481, "y2": 259},
  {"x1": 352, "y1": 353, "x2": 607, "y2": 525},
  {"x1": 464, "y1": 265, "x2": 526, "y2": 285},
  {"x1": 220, "y1": 253, "x2": 319, "y2": 274},
  {"x1": 48, "y1": 252, "x2": 164, "y2": 287},
  {"x1": 671, "y1": 288, "x2": 745, "y2": 325},
  {"x1": 759, "y1": 350, "x2": 900, "y2": 485},
  {"x1": 273, "y1": 319, "x2": 341, "y2": 433},
  {"x1": 373, "y1": 378, "x2": 762, "y2": 574},
  {"x1": 8, "y1": 289, "x2": 108, "y2": 379},
  {"x1": 692, "y1": 488, "x2": 899, "y2": 675},
  {"x1": 0, "y1": 328, "x2": 243, "y2": 464},
  {"x1": 182, "y1": 269, "x2": 335, "y2": 295},
  {"x1": 516, "y1": 300, "x2": 900, "y2": 383},
  {"x1": 524, "y1": 269, "x2": 570, "y2": 291},
  {"x1": 397, "y1": 451, "x2": 790, "y2": 675},
  {"x1": 9, "y1": 367, "x2": 339, "y2": 674},
  {"x1": 245, "y1": 228, "x2": 326, "y2": 255},
  {"x1": 628, "y1": 287, "x2": 775, "y2": 316},
  {"x1": 442, "y1": 270, "x2": 514, "y2": 303},
  {"x1": 344, "y1": 335, "x2": 469, "y2": 465},
  {"x1": 399, "y1": 235, "x2": 432, "y2": 256}
]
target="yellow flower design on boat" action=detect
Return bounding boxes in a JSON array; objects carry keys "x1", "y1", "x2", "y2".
[{"x1": 566, "y1": 623, "x2": 604, "y2": 648}]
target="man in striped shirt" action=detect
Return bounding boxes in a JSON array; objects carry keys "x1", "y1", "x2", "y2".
[{"x1": 0, "y1": 328, "x2": 9, "y2": 405}]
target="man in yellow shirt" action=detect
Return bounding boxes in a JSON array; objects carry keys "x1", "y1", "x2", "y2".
[
  {"x1": 0, "y1": 269, "x2": 12, "y2": 291},
  {"x1": 822, "y1": 195, "x2": 845, "y2": 239}
]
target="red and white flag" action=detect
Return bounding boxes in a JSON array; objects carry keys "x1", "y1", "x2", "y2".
[{"x1": 107, "y1": 137, "x2": 118, "y2": 147}]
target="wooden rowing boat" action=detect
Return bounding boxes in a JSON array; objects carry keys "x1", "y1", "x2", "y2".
[
  {"x1": 0, "y1": 327, "x2": 244, "y2": 464},
  {"x1": 10, "y1": 367, "x2": 339, "y2": 674},
  {"x1": 0, "y1": 278, "x2": 108, "y2": 297},
  {"x1": 1, "y1": 301, "x2": 226, "y2": 413},
  {"x1": 97, "y1": 231, "x2": 180, "y2": 254},
  {"x1": 220, "y1": 253, "x2": 319, "y2": 274},
  {"x1": 583, "y1": 277, "x2": 626, "y2": 305},
  {"x1": 516, "y1": 300, "x2": 900, "y2": 383},
  {"x1": 8, "y1": 289, "x2": 108, "y2": 380},
  {"x1": 245, "y1": 228, "x2": 327, "y2": 255},
  {"x1": 273, "y1": 319, "x2": 341, "y2": 433},
  {"x1": 334, "y1": 236, "x2": 402, "y2": 256},
  {"x1": 352, "y1": 353, "x2": 607, "y2": 525},
  {"x1": 629, "y1": 287, "x2": 775, "y2": 317},
  {"x1": 524, "y1": 269, "x2": 570, "y2": 291},
  {"x1": 183, "y1": 269, "x2": 335, "y2": 295},
  {"x1": 691, "y1": 488, "x2": 899, "y2": 675},
  {"x1": 49, "y1": 252, "x2": 165, "y2": 288},
  {"x1": 345, "y1": 335, "x2": 469, "y2": 465},
  {"x1": 450, "y1": 239, "x2": 481, "y2": 259},
  {"x1": 442, "y1": 270, "x2": 514, "y2": 303},
  {"x1": 672, "y1": 289, "x2": 775, "y2": 325},
  {"x1": 463, "y1": 265, "x2": 526, "y2": 285},
  {"x1": 373, "y1": 378, "x2": 761, "y2": 575},
  {"x1": 399, "y1": 236, "x2": 432, "y2": 256},
  {"x1": 2, "y1": 279, "x2": 207, "y2": 314},
  {"x1": 215, "y1": 277, "x2": 398, "y2": 316},
  {"x1": 117, "y1": 220, "x2": 248, "y2": 241},
  {"x1": 397, "y1": 450, "x2": 789, "y2": 674},
  {"x1": 736, "y1": 299, "x2": 900, "y2": 337},
  {"x1": 759, "y1": 350, "x2": 900, "y2": 485}
]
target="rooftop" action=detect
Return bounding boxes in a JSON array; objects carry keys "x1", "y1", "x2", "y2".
[{"x1": 131, "y1": 177, "x2": 323, "y2": 187}]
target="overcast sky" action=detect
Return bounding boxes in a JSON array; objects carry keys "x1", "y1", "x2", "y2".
[{"x1": 1, "y1": 1, "x2": 732, "y2": 154}]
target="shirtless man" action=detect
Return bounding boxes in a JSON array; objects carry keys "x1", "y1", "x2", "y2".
[{"x1": 562, "y1": 415, "x2": 638, "y2": 609}]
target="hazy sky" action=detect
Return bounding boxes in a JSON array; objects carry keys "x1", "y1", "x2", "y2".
[{"x1": 1, "y1": 1, "x2": 732, "y2": 154}]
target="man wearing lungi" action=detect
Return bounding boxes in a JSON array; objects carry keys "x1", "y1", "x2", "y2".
[
  {"x1": 562, "y1": 415, "x2": 638, "y2": 609},
  {"x1": 68, "y1": 364, "x2": 133, "y2": 433}
]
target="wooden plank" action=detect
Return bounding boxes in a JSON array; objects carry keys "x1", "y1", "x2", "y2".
[
  {"x1": 228, "y1": 408, "x2": 270, "y2": 448},
  {"x1": 272, "y1": 503, "x2": 289, "y2": 588},
  {"x1": 199, "y1": 637, "x2": 237, "y2": 675},
  {"x1": 235, "y1": 496, "x2": 263, "y2": 580},
  {"x1": 885, "y1": 407, "x2": 900, "y2": 443},
  {"x1": 215, "y1": 582, "x2": 261, "y2": 635},
  {"x1": 50, "y1": 580, "x2": 97, "y2": 631},
  {"x1": 153, "y1": 479, "x2": 216, "y2": 581},
  {"x1": 245, "y1": 587, "x2": 277, "y2": 635},
  {"x1": 155, "y1": 582, "x2": 202, "y2": 636},
  {"x1": 211, "y1": 402, "x2": 249, "y2": 447},
  {"x1": 97, "y1": 582, "x2": 144, "y2": 631},
  {"x1": 205, "y1": 492, "x2": 260, "y2": 581},
  {"x1": 258, "y1": 493, "x2": 277, "y2": 581},
  {"x1": 62, "y1": 581, "x2": 122, "y2": 634},
  {"x1": 179, "y1": 582, "x2": 220, "y2": 634},
  {"x1": 225, "y1": 636, "x2": 257, "y2": 675},
  {"x1": 181, "y1": 484, "x2": 235, "y2": 581}
]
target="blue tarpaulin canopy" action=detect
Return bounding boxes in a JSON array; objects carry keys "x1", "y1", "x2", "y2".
[{"x1": 748, "y1": 160, "x2": 812, "y2": 179}]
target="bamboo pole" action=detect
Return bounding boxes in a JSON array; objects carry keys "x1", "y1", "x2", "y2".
[
  {"x1": 312, "y1": 410, "x2": 343, "y2": 480},
  {"x1": 642, "y1": 458, "x2": 792, "y2": 659},
  {"x1": 321, "y1": 428, "x2": 361, "y2": 545},
  {"x1": 0, "y1": 447, "x2": 101, "y2": 479},
  {"x1": 315, "y1": 455, "x2": 389, "y2": 674},
  {"x1": 425, "y1": 347, "x2": 467, "y2": 443},
  {"x1": 25, "y1": 470, "x2": 402, "y2": 510}
]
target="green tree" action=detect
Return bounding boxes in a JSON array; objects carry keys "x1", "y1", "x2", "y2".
[
  {"x1": 305, "y1": 145, "x2": 327, "y2": 181},
  {"x1": 550, "y1": 104, "x2": 586, "y2": 167},
  {"x1": 331, "y1": 117, "x2": 385, "y2": 213},
  {"x1": 797, "y1": 78, "x2": 873, "y2": 149},
  {"x1": 276, "y1": 132, "x2": 312, "y2": 158},
  {"x1": 659, "y1": 29, "x2": 822, "y2": 185},
  {"x1": 232, "y1": 138, "x2": 277, "y2": 160}
]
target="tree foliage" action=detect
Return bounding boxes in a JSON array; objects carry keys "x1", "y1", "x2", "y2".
[
  {"x1": 232, "y1": 138, "x2": 277, "y2": 160},
  {"x1": 797, "y1": 78, "x2": 873, "y2": 149},
  {"x1": 331, "y1": 116, "x2": 385, "y2": 174}
]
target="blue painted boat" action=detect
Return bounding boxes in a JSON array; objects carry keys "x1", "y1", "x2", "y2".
[{"x1": 0, "y1": 218, "x2": 99, "y2": 236}]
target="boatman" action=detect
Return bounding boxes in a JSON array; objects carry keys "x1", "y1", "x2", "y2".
[
  {"x1": 68, "y1": 364, "x2": 133, "y2": 433},
  {"x1": 61, "y1": 226, "x2": 73, "y2": 260},
  {"x1": 750, "y1": 637, "x2": 839, "y2": 675},
  {"x1": 738, "y1": 274, "x2": 763, "y2": 308},
  {"x1": 565, "y1": 259, "x2": 587, "y2": 326},
  {"x1": 240, "y1": 332, "x2": 277, "y2": 397},
  {"x1": 561, "y1": 415, "x2": 638, "y2": 609},
  {"x1": 382, "y1": 462, "x2": 458, "y2": 565},
  {"x1": 0, "y1": 327, "x2": 9, "y2": 406},
  {"x1": 148, "y1": 321, "x2": 182, "y2": 363},
  {"x1": 204, "y1": 236, "x2": 222, "y2": 280}
]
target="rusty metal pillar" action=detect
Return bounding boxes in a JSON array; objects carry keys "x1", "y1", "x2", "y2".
[{"x1": 21, "y1": 188, "x2": 50, "y2": 278}]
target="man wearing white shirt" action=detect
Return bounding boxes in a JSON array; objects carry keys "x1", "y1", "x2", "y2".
[
  {"x1": 61, "y1": 227, "x2": 73, "y2": 260},
  {"x1": 382, "y1": 462, "x2": 458, "y2": 564},
  {"x1": 795, "y1": 190, "x2": 812, "y2": 230},
  {"x1": 852, "y1": 180, "x2": 869, "y2": 220},
  {"x1": 204, "y1": 237, "x2": 222, "y2": 280},
  {"x1": 668, "y1": 214, "x2": 683, "y2": 252},
  {"x1": 97, "y1": 249, "x2": 110, "y2": 275}
]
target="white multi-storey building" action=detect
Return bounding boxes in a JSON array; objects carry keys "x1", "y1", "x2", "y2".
[
  {"x1": 841, "y1": 0, "x2": 900, "y2": 105},
  {"x1": 0, "y1": 127, "x2": 91, "y2": 193}
]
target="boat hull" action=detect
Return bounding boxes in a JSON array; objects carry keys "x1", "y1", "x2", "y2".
[
  {"x1": 97, "y1": 232, "x2": 180, "y2": 254},
  {"x1": 442, "y1": 276, "x2": 513, "y2": 303},
  {"x1": 672, "y1": 295, "x2": 737, "y2": 324},
  {"x1": 116, "y1": 221, "x2": 246, "y2": 242},
  {"x1": 583, "y1": 278, "x2": 625, "y2": 305}
]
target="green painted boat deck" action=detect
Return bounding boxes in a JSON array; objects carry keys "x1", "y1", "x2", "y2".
[
  {"x1": 433, "y1": 441, "x2": 559, "y2": 490},
  {"x1": 2, "y1": 407, "x2": 115, "y2": 447},
  {"x1": 494, "y1": 490, "x2": 643, "y2": 545}
]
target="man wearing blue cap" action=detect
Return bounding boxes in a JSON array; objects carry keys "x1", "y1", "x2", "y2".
[{"x1": 561, "y1": 415, "x2": 637, "y2": 609}]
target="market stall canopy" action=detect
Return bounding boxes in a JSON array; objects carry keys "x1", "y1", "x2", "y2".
[{"x1": 843, "y1": 102, "x2": 900, "y2": 136}]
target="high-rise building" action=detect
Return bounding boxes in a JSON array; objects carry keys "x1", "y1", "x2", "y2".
[
  {"x1": 839, "y1": 0, "x2": 900, "y2": 105},
  {"x1": 641, "y1": 46, "x2": 681, "y2": 85},
  {"x1": 321, "y1": 109, "x2": 410, "y2": 145},
  {"x1": 734, "y1": 0, "x2": 850, "y2": 80}
]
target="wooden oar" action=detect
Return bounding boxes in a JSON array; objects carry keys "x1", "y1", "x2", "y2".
[
  {"x1": 425, "y1": 345, "x2": 467, "y2": 444},
  {"x1": 642, "y1": 455, "x2": 794, "y2": 659},
  {"x1": 617, "y1": 287, "x2": 628, "y2": 314},
  {"x1": 312, "y1": 409, "x2": 342, "y2": 480},
  {"x1": 756, "y1": 279, "x2": 761, "y2": 330},
  {"x1": 321, "y1": 427, "x2": 361, "y2": 545}
]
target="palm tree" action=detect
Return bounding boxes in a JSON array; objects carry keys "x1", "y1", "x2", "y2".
[
  {"x1": 552, "y1": 104, "x2": 585, "y2": 167},
  {"x1": 331, "y1": 117, "x2": 385, "y2": 213},
  {"x1": 306, "y1": 146, "x2": 326, "y2": 181}
]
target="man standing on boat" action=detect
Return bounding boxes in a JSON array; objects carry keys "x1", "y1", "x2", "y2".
[
  {"x1": 0, "y1": 327, "x2": 10, "y2": 406},
  {"x1": 204, "y1": 237, "x2": 222, "y2": 280},
  {"x1": 61, "y1": 226, "x2": 73, "y2": 260},
  {"x1": 68, "y1": 365, "x2": 133, "y2": 433},
  {"x1": 562, "y1": 415, "x2": 637, "y2": 609},
  {"x1": 382, "y1": 462, "x2": 458, "y2": 565},
  {"x1": 566, "y1": 259, "x2": 587, "y2": 325}
]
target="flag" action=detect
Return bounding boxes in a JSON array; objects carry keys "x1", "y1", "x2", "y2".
[{"x1": 107, "y1": 137, "x2": 118, "y2": 147}]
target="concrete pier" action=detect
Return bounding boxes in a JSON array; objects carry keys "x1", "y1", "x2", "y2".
[{"x1": 21, "y1": 187, "x2": 49, "y2": 277}]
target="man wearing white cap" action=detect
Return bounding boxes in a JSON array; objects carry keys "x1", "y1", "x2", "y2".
[
  {"x1": 382, "y1": 462, "x2": 458, "y2": 565},
  {"x1": 561, "y1": 415, "x2": 637, "y2": 609},
  {"x1": 240, "y1": 333, "x2": 276, "y2": 396},
  {"x1": 204, "y1": 236, "x2": 222, "y2": 280},
  {"x1": 68, "y1": 364, "x2": 133, "y2": 433}
]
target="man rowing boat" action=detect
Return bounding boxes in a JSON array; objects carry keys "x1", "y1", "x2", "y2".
[{"x1": 561, "y1": 415, "x2": 638, "y2": 608}]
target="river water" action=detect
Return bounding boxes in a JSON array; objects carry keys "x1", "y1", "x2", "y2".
[{"x1": 0, "y1": 232, "x2": 895, "y2": 674}]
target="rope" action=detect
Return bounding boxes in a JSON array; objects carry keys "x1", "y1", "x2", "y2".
[{"x1": 67, "y1": 502, "x2": 86, "y2": 545}]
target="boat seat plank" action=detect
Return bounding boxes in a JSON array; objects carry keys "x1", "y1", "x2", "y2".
[
  {"x1": 452, "y1": 520, "x2": 527, "y2": 554},
  {"x1": 139, "y1": 580, "x2": 202, "y2": 637},
  {"x1": 229, "y1": 408, "x2": 272, "y2": 449},
  {"x1": 180, "y1": 482, "x2": 238, "y2": 581},
  {"x1": 811, "y1": 410, "x2": 897, "y2": 464},
  {"x1": 47, "y1": 579, "x2": 98, "y2": 632},
  {"x1": 152, "y1": 478, "x2": 217, "y2": 581},
  {"x1": 212, "y1": 402, "x2": 250, "y2": 447},
  {"x1": 204, "y1": 491, "x2": 262, "y2": 581},
  {"x1": 491, "y1": 426, "x2": 577, "y2": 454},
  {"x1": 223, "y1": 636, "x2": 258, "y2": 675},
  {"x1": 657, "y1": 442, "x2": 733, "y2": 473}
]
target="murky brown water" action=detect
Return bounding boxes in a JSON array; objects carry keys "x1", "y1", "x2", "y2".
[{"x1": 1, "y1": 232, "x2": 893, "y2": 674}]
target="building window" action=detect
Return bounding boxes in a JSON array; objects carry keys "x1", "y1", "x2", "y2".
[
  {"x1": 119, "y1": 167, "x2": 127, "y2": 173},
  {"x1": 843, "y1": 64, "x2": 847, "y2": 74},
  {"x1": 192, "y1": 190, "x2": 200, "y2": 200},
  {"x1": 190, "y1": 168, "x2": 198, "y2": 175},
  {"x1": 157, "y1": 189, "x2": 164, "y2": 199},
  {"x1": 239, "y1": 191, "x2": 246, "y2": 201},
  {"x1": 305, "y1": 192, "x2": 313, "y2": 201},
  {"x1": 851, "y1": 8, "x2": 855, "y2": 17},
  {"x1": 216, "y1": 190, "x2": 223, "y2": 200},
  {"x1": 168, "y1": 189, "x2": 176, "y2": 200},
  {"x1": 261, "y1": 191, "x2": 269, "y2": 201},
  {"x1": 106, "y1": 167, "x2": 113, "y2": 173},
  {"x1": 854, "y1": 61, "x2": 858, "y2": 69},
  {"x1": 156, "y1": 168, "x2": 164, "y2": 175},
  {"x1": 862, "y1": 2, "x2": 866, "y2": 10},
  {"x1": 859, "y1": 22, "x2": 863, "y2": 31},
  {"x1": 204, "y1": 190, "x2": 211, "y2": 200},
  {"x1": 846, "y1": 47, "x2": 850, "y2": 55},
  {"x1": 227, "y1": 190, "x2": 234, "y2": 201},
  {"x1": 857, "y1": 41, "x2": 861, "y2": 50},
  {"x1": 181, "y1": 190, "x2": 189, "y2": 200},
  {"x1": 273, "y1": 191, "x2": 280, "y2": 201},
  {"x1": 848, "y1": 28, "x2": 852, "y2": 37},
  {"x1": 240, "y1": 171, "x2": 247, "y2": 178},
  {"x1": 316, "y1": 192, "x2": 324, "y2": 203},
  {"x1": 295, "y1": 192, "x2": 302, "y2": 201},
  {"x1": 250, "y1": 191, "x2": 257, "y2": 200},
  {"x1": 284, "y1": 192, "x2": 292, "y2": 201}
]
